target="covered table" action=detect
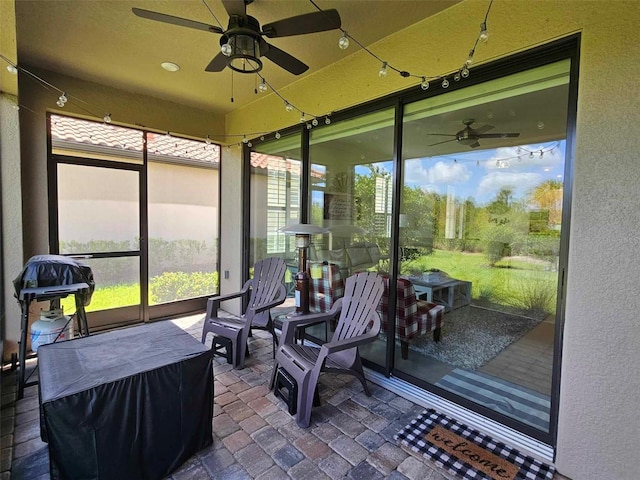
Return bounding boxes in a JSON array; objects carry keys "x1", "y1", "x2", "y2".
[{"x1": 38, "y1": 321, "x2": 214, "y2": 480}]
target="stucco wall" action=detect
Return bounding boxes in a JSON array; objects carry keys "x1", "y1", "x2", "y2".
[
  {"x1": 225, "y1": 2, "x2": 640, "y2": 479},
  {"x1": 1, "y1": 94, "x2": 23, "y2": 358}
]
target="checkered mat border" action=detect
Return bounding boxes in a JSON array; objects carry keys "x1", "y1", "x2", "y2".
[{"x1": 394, "y1": 409, "x2": 555, "y2": 480}]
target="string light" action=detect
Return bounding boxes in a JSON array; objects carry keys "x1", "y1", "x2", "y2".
[
  {"x1": 378, "y1": 61, "x2": 388, "y2": 78},
  {"x1": 6, "y1": 65, "x2": 17, "y2": 74},
  {"x1": 312, "y1": 118, "x2": 319, "y2": 127},
  {"x1": 275, "y1": 131, "x2": 281, "y2": 139},
  {"x1": 338, "y1": 32, "x2": 350, "y2": 50},
  {"x1": 205, "y1": 135, "x2": 212, "y2": 144},
  {"x1": 479, "y1": 22, "x2": 489, "y2": 43},
  {"x1": 442, "y1": 78, "x2": 450, "y2": 88},
  {"x1": 454, "y1": 72, "x2": 461, "y2": 82},
  {"x1": 325, "y1": 117, "x2": 331, "y2": 125},
  {"x1": 285, "y1": 102, "x2": 294, "y2": 112},
  {"x1": 258, "y1": 78, "x2": 268, "y2": 93},
  {"x1": 466, "y1": 49, "x2": 475, "y2": 66},
  {"x1": 461, "y1": 66, "x2": 470, "y2": 78},
  {"x1": 103, "y1": 113, "x2": 112, "y2": 123},
  {"x1": 300, "y1": 112, "x2": 306, "y2": 123},
  {"x1": 420, "y1": 78, "x2": 430, "y2": 90}
]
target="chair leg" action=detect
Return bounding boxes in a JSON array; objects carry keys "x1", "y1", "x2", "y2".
[
  {"x1": 351, "y1": 353, "x2": 371, "y2": 396},
  {"x1": 433, "y1": 327, "x2": 441, "y2": 342}
]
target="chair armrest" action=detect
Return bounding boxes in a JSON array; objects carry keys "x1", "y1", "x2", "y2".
[
  {"x1": 321, "y1": 328, "x2": 378, "y2": 354},
  {"x1": 206, "y1": 279, "x2": 252, "y2": 318},
  {"x1": 279, "y1": 300, "x2": 342, "y2": 345}
]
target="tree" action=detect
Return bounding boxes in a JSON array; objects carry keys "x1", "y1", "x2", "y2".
[{"x1": 529, "y1": 179, "x2": 563, "y2": 227}]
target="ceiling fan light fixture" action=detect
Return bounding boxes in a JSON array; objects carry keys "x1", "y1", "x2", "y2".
[
  {"x1": 227, "y1": 34, "x2": 262, "y2": 73},
  {"x1": 221, "y1": 42, "x2": 233, "y2": 57}
]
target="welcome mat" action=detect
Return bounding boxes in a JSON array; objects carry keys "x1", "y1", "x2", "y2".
[{"x1": 395, "y1": 409, "x2": 554, "y2": 480}]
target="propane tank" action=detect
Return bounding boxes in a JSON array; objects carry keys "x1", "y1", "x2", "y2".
[{"x1": 30, "y1": 308, "x2": 71, "y2": 352}]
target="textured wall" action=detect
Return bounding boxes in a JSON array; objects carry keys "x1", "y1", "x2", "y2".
[
  {"x1": 218, "y1": 145, "x2": 244, "y2": 316},
  {"x1": 225, "y1": 2, "x2": 640, "y2": 479},
  {"x1": 1, "y1": 94, "x2": 24, "y2": 355}
]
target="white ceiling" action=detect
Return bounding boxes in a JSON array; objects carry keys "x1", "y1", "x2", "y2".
[{"x1": 15, "y1": 0, "x2": 461, "y2": 115}]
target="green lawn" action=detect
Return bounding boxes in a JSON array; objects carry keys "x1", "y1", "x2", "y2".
[
  {"x1": 62, "y1": 249, "x2": 558, "y2": 316},
  {"x1": 402, "y1": 249, "x2": 558, "y2": 315}
]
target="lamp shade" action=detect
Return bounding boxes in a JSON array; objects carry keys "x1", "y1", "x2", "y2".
[{"x1": 279, "y1": 224, "x2": 329, "y2": 235}]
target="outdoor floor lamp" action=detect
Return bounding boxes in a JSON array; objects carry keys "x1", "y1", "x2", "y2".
[{"x1": 279, "y1": 223, "x2": 328, "y2": 314}]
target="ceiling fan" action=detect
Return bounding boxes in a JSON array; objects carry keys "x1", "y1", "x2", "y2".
[
  {"x1": 427, "y1": 119, "x2": 520, "y2": 149},
  {"x1": 132, "y1": 0, "x2": 341, "y2": 75}
]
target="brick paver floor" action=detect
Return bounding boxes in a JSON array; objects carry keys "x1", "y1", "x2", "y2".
[{"x1": 1, "y1": 314, "x2": 569, "y2": 480}]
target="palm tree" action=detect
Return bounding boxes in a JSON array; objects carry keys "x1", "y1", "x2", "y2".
[{"x1": 529, "y1": 179, "x2": 563, "y2": 227}]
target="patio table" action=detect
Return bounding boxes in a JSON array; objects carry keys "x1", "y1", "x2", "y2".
[{"x1": 38, "y1": 321, "x2": 214, "y2": 480}]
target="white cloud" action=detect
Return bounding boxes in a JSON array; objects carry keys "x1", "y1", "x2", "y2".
[
  {"x1": 426, "y1": 161, "x2": 471, "y2": 184},
  {"x1": 477, "y1": 171, "x2": 542, "y2": 199}
]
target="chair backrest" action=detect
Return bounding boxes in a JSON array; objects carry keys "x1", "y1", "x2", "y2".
[
  {"x1": 308, "y1": 263, "x2": 345, "y2": 312},
  {"x1": 333, "y1": 272, "x2": 384, "y2": 342},
  {"x1": 377, "y1": 277, "x2": 419, "y2": 323},
  {"x1": 248, "y1": 257, "x2": 287, "y2": 328}
]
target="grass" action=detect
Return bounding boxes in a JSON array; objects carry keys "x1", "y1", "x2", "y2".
[
  {"x1": 403, "y1": 249, "x2": 558, "y2": 315},
  {"x1": 61, "y1": 249, "x2": 559, "y2": 317}
]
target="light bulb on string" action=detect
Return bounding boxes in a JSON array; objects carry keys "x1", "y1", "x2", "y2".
[
  {"x1": 461, "y1": 65, "x2": 470, "y2": 78},
  {"x1": 300, "y1": 112, "x2": 306, "y2": 123},
  {"x1": 103, "y1": 113, "x2": 112, "y2": 123},
  {"x1": 338, "y1": 32, "x2": 350, "y2": 50},
  {"x1": 6, "y1": 65, "x2": 18, "y2": 74},
  {"x1": 306, "y1": 123, "x2": 312, "y2": 130},
  {"x1": 285, "y1": 102, "x2": 294, "y2": 112},
  {"x1": 479, "y1": 22, "x2": 489, "y2": 43},
  {"x1": 420, "y1": 77, "x2": 429, "y2": 90},
  {"x1": 247, "y1": 141, "x2": 252, "y2": 147},
  {"x1": 205, "y1": 135, "x2": 212, "y2": 145},
  {"x1": 312, "y1": 118, "x2": 319, "y2": 127},
  {"x1": 275, "y1": 131, "x2": 281, "y2": 139},
  {"x1": 454, "y1": 71, "x2": 461, "y2": 82},
  {"x1": 529, "y1": 152, "x2": 534, "y2": 159},
  {"x1": 441, "y1": 78, "x2": 450, "y2": 88},
  {"x1": 221, "y1": 42, "x2": 232, "y2": 56},
  {"x1": 466, "y1": 49, "x2": 475, "y2": 66},
  {"x1": 56, "y1": 98, "x2": 65, "y2": 108},
  {"x1": 242, "y1": 135, "x2": 248, "y2": 144},
  {"x1": 325, "y1": 117, "x2": 331, "y2": 125},
  {"x1": 379, "y1": 61, "x2": 388, "y2": 78},
  {"x1": 59, "y1": 93, "x2": 67, "y2": 104},
  {"x1": 258, "y1": 78, "x2": 268, "y2": 93},
  {"x1": 260, "y1": 136, "x2": 265, "y2": 141}
]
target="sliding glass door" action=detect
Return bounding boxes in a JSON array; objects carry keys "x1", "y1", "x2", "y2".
[{"x1": 395, "y1": 59, "x2": 570, "y2": 435}]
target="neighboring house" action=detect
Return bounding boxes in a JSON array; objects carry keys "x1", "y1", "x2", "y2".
[{"x1": 1, "y1": 2, "x2": 640, "y2": 480}]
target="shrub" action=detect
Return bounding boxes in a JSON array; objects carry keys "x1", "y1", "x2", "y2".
[
  {"x1": 481, "y1": 225, "x2": 517, "y2": 266},
  {"x1": 150, "y1": 271, "x2": 219, "y2": 304},
  {"x1": 509, "y1": 277, "x2": 556, "y2": 316}
]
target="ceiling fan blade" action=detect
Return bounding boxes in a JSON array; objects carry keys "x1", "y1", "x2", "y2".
[
  {"x1": 426, "y1": 133, "x2": 456, "y2": 137},
  {"x1": 263, "y1": 44, "x2": 309, "y2": 75},
  {"x1": 469, "y1": 141, "x2": 481, "y2": 148},
  {"x1": 132, "y1": 8, "x2": 223, "y2": 34},
  {"x1": 262, "y1": 9, "x2": 341, "y2": 38},
  {"x1": 473, "y1": 124, "x2": 494, "y2": 134},
  {"x1": 428, "y1": 138, "x2": 457, "y2": 147},
  {"x1": 205, "y1": 52, "x2": 228, "y2": 72},
  {"x1": 221, "y1": 0, "x2": 246, "y2": 17},
  {"x1": 477, "y1": 132, "x2": 521, "y2": 139}
]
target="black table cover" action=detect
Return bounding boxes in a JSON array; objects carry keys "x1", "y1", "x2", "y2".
[{"x1": 39, "y1": 321, "x2": 214, "y2": 480}]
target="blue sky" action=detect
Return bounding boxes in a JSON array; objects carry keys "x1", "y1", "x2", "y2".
[{"x1": 359, "y1": 140, "x2": 565, "y2": 206}]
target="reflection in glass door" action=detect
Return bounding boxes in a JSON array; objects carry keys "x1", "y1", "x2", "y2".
[{"x1": 395, "y1": 59, "x2": 571, "y2": 436}]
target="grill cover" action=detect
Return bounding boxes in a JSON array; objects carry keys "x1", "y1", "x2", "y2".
[{"x1": 13, "y1": 254, "x2": 95, "y2": 305}]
